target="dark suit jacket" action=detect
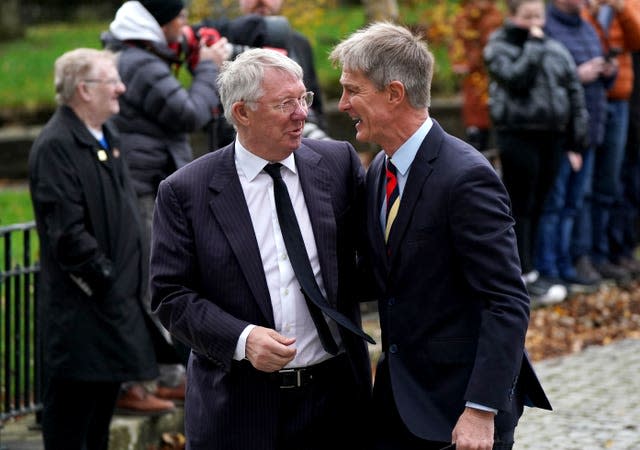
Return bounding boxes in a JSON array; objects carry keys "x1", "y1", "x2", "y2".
[
  {"x1": 365, "y1": 121, "x2": 551, "y2": 442},
  {"x1": 150, "y1": 138, "x2": 372, "y2": 449}
]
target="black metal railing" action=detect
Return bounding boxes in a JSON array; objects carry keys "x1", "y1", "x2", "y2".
[{"x1": 0, "y1": 221, "x2": 42, "y2": 424}]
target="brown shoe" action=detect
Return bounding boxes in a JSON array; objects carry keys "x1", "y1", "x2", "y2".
[
  {"x1": 115, "y1": 383, "x2": 176, "y2": 416},
  {"x1": 155, "y1": 380, "x2": 186, "y2": 403}
]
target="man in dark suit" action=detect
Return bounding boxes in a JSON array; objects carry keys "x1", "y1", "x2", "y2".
[
  {"x1": 149, "y1": 48, "x2": 373, "y2": 450},
  {"x1": 330, "y1": 22, "x2": 552, "y2": 450}
]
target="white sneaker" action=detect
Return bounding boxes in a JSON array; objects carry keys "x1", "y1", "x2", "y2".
[
  {"x1": 522, "y1": 270, "x2": 539, "y2": 285},
  {"x1": 534, "y1": 283, "x2": 567, "y2": 306}
]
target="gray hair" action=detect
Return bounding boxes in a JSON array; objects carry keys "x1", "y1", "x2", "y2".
[
  {"x1": 329, "y1": 22, "x2": 433, "y2": 109},
  {"x1": 217, "y1": 48, "x2": 304, "y2": 126},
  {"x1": 54, "y1": 48, "x2": 117, "y2": 105}
]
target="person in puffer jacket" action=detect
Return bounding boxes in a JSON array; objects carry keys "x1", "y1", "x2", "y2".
[
  {"x1": 102, "y1": 0, "x2": 230, "y2": 415},
  {"x1": 484, "y1": 0, "x2": 589, "y2": 304}
]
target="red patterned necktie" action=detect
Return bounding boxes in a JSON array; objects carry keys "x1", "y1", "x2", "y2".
[{"x1": 385, "y1": 159, "x2": 400, "y2": 242}]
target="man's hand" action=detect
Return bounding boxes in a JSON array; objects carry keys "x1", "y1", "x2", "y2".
[
  {"x1": 568, "y1": 151, "x2": 583, "y2": 172},
  {"x1": 199, "y1": 37, "x2": 231, "y2": 67},
  {"x1": 577, "y1": 56, "x2": 606, "y2": 83},
  {"x1": 450, "y1": 407, "x2": 495, "y2": 450},
  {"x1": 244, "y1": 326, "x2": 296, "y2": 372},
  {"x1": 529, "y1": 25, "x2": 544, "y2": 39}
]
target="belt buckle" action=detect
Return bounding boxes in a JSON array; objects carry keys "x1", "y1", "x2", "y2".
[{"x1": 279, "y1": 368, "x2": 303, "y2": 389}]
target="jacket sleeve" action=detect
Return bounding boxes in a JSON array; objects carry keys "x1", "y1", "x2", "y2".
[
  {"x1": 617, "y1": 0, "x2": 640, "y2": 51},
  {"x1": 30, "y1": 138, "x2": 113, "y2": 295},
  {"x1": 449, "y1": 158, "x2": 530, "y2": 410},
  {"x1": 563, "y1": 48, "x2": 591, "y2": 152},
  {"x1": 121, "y1": 50, "x2": 220, "y2": 133}
]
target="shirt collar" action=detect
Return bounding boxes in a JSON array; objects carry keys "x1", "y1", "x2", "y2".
[
  {"x1": 235, "y1": 140, "x2": 297, "y2": 181},
  {"x1": 387, "y1": 117, "x2": 433, "y2": 175}
]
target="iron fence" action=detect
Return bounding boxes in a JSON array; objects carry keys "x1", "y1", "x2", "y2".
[{"x1": 0, "y1": 221, "x2": 42, "y2": 424}]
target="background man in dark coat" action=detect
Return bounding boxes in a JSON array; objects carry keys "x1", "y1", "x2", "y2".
[
  {"x1": 28, "y1": 48, "x2": 170, "y2": 450},
  {"x1": 150, "y1": 48, "x2": 372, "y2": 450},
  {"x1": 331, "y1": 22, "x2": 552, "y2": 450}
]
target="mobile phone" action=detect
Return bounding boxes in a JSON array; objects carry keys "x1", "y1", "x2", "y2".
[{"x1": 606, "y1": 48, "x2": 622, "y2": 61}]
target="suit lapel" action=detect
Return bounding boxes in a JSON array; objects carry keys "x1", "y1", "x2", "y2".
[
  {"x1": 295, "y1": 146, "x2": 339, "y2": 307},
  {"x1": 386, "y1": 121, "x2": 444, "y2": 264},
  {"x1": 207, "y1": 145, "x2": 274, "y2": 326},
  {"x1": 367, "y1": 152, "x2": 389, "y2": 269}
]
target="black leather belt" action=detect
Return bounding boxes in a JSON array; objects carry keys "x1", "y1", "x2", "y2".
[{"x1": 275, "y1": 353, "x2": 346, "y2": 389}]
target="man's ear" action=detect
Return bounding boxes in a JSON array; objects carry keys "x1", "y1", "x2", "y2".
[
  {"x1": 77, "y1": 82, "x2": 92, "y2": 102},
  {"x1": 387, "y1": 80, "x2": 405, "y2": 105},
  {"x1": 232, "y1": 101, "x2": 251, "y2": 126}
]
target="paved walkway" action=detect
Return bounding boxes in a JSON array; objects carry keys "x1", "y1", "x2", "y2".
[
  {"x1": 514, "y1": 338, "x2": 640, "y2": 449},
  {"x1": 2, "y1": 338, "x2": 639, "y2": 450}
]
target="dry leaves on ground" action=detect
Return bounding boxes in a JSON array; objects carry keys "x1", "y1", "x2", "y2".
[{"x1": 525, "y1": 281, "x2": 640, "y2": 361}]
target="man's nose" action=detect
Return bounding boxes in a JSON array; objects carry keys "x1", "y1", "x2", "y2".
[
  {"x1": 338, "y1": 92, "x2": 349, "y2": 111},
  {"x1": 291, "y1": 103, "x2": 308, "y2": 119}
]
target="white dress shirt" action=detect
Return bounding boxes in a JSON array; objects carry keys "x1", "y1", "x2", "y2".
[{"x1": 232, "y1": 141, "x2": 340, "y2": 367}]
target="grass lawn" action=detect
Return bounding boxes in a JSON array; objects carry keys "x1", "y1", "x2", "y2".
[
  {"x1": 0, "y1": 183, "x2": 33, "y2": 226},
  {"x1": 0, "y1": 4, "x2": 457, "y2": 117},
  {"x1": 0, "y1": 22, "x2": 109, "y2": 111},
  {"x1": 0, "y1": 184, "x2": 37, "y2": 268}
]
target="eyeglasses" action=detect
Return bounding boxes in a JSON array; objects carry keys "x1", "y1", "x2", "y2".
[
  {"x1": 250, "y1": 91, "x2": 314, "y2": 115},
  {"x1": 83, "y1": 78, "x2": 122, "y2": 86}
]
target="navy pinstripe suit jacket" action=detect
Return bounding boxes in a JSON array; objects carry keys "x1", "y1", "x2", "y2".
[{"x1": 150, "y1": 138, "x2": 372, "y2": 449}]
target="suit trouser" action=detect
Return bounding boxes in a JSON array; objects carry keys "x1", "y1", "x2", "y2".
[
  {"x1": 372, "y1": 358, "x2": 514, "y2": 450},
  {"x1": 41, "y1": 376, "x2": 120, "y2": 450},
  {"x1": 225, "y1": 354, "x2": 371, "y2": 450}
]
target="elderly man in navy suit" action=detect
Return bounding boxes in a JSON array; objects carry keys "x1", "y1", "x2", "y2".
[
  {"x1": 149, "y1": 48, "x2": 373, "y2": 450},
  {"x1": 330, "y1": 22, "x2": 552, "y2": 450}
]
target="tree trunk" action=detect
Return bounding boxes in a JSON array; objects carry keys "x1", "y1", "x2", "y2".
[
  {"x1": 361, "y1": 0, "x2": 398, "y2": 23},
  {"x1": 0, "y1": 0, "x2": 24, "y2": 41}
]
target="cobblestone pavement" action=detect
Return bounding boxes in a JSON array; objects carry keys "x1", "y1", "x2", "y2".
[
  {"x1": 514, "y1": 338, "x2": 640, "y2": 449},
  {"x1": 3, "y1": 336, "x2": 639, "y2": 450}
]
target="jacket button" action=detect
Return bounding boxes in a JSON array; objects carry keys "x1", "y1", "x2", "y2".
[
  {"x1": 388, "y1": 297, "x2": 395, "y2": 306},
  {"x1": 389, "y1": 344, "x2": 398, "y2": 353}
]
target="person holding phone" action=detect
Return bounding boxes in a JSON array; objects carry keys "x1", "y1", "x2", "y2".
[{"x1": 579, "y1": 0, "x2": 640, "y2": 282}]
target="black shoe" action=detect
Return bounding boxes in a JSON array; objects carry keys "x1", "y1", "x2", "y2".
[
  {"x1": 560, "y1": 268, "x2": 600, "y2": 294},
  {"x1": 574, "y1": 256, "x2": 603, "y2": 285},
  {"x1": 594, "y1": 260, "x2": 632, "y2": 286},
  {"x1": 617, "y1": 256, "x2": 640, "y2": 278}
]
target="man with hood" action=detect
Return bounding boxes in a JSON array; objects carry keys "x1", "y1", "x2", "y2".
[{"x1": 102, "y1": 0, "x2": 229, "y2": 414}]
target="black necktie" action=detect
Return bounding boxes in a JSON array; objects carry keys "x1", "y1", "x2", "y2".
[{"x1": 264, "y1": 163, "x2": 375, "y2": 354}]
